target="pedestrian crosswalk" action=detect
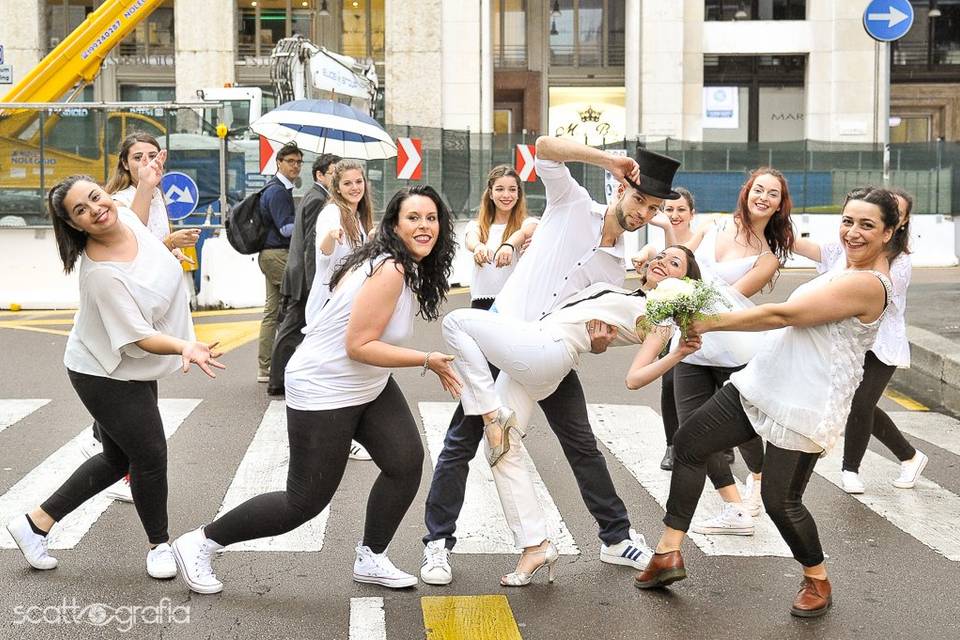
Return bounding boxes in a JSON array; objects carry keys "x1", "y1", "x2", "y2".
[{"x1": 0, "y1": 398, "x2": 958, "y2": 564}]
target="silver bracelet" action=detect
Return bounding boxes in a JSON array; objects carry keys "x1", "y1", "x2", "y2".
[{"x1": 421, "y1": 352, "x2": 435, "y2": 377}]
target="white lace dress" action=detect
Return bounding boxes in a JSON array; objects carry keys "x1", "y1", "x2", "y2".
[{"x1": 730, "y1": 269, "x2": 893, "y2": 455}]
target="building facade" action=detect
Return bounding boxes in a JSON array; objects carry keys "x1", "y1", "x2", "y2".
[{"x1": 1, "y1": 0, "x2": 959, "y2": 142}]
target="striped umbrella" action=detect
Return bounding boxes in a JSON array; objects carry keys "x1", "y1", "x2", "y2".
[{"x1": 251, "y1": 99, "x2": 396, "y2": 160}]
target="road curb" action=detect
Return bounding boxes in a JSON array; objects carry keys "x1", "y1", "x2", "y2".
[{"x1": 893, "y1": 326, "x2": 960, "y2": 413}]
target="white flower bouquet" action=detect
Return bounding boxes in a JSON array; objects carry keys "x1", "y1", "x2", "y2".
[{"x1": 638, "y1": 277, "x2": 727, "y2": 336}]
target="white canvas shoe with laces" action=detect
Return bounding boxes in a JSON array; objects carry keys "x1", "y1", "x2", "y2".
[
  {"x1": 146, "y1": 543, "x2": 177, "y2": 579},
  {"x1": 353, "y1": 544, "x2": 417, "y2": 588},
  {"x1": 420, "y1": 539, "x2": 452, "y2": 585},
  {"x1": 6, "y1": 514, "x2": 58, "y2": 570},
  {"x1": 741, "y1": 474, "x2": 764, "y2": 517},
  {"x1": 172, "y1": 527, "x2": 224, "y2": 594},
  {"x1": 691, "y1": 502, "x2": 755, "y2": 536},
  {"x1": 893, "y1": 451, "x2": 928, "y2": 489}
]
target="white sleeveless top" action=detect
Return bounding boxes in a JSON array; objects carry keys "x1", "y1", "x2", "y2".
[
  {"x1": 285, "y1": 255, "x2": 414, "y2": 411},
  {"x1": 303, "y1": 203, "x2": 368, "y2": 331},
  {"x1": 682, "y1": 221, "x2": 771, "y2": 367},
  {"x1": 64, "y1": 208, "x2": 194, "y2": 381},
  {"x1": 466, "y1": 218, "x2": 539, "y2": 301},
  {"x1": 730, "y1": 269, "x2": 893, "y2": 455}
]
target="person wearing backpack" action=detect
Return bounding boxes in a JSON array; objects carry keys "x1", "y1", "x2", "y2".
[{"x1": 257, "y1": 142, "x2": 303, "y2": 383}]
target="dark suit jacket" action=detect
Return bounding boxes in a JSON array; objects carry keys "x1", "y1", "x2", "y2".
[{"x1": 280, "y1": 182, "x2": 330, "y2": 303}]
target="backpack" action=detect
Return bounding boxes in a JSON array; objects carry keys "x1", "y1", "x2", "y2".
[{"x1": 224, "y1": 185, "x2": 271, "y2": 254}]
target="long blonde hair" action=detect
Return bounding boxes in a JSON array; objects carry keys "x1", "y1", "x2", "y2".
[
  {"x1": 329, "y1": 159, "x2": 373, "y2": 246},
  {"x1": 477, "y1": 165, "x2": 527, "y2": 244}
]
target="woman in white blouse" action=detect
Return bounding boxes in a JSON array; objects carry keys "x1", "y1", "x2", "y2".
[
  {"x1": 464, "y1": 165, "x2": 538, "y2": 311},
  {"x1": 5, "y1": 165, "x2": 223, "y2": 581},
  {"x1": 793, "y1": 188, "x2": 925, "y2": 493},
  {"x1": 636, "y1": 187, "x2": 902, "y2": 619}
]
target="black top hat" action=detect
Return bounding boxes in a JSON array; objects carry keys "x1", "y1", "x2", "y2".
[{"x1": 625, "y1": 147, "x2": 681, "y2": 200}]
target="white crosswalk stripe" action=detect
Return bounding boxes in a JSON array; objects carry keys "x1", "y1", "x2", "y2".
[
  {"x1": 589, "y1": 404, "x2": 793, "y2": 557},
  {"x1": 0, "y1": 399, "x2": 50, "y2": 435},
  {"x1": 419, "y1": 402, "x2": 579, "y2": 555},
  {"x1": 889, "y1": 411, "x2": 960, "y2": 457},
  {"x1": 214, "y1": 400, "x2": 330, "y2": 552},
  {"x1": 349, "y1": 597, "x2": 387, "y2": 640},
  {"x1": 0, "y1": 399, "x2": 200, "y2": 549}
]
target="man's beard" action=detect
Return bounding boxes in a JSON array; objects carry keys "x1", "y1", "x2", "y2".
[{"x1": 615, "y1": 202, "x2": 641, "y2": 232}]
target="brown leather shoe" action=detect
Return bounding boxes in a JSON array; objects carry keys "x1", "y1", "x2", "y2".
[
  {"x1": 790, "y1": 576, "x2": 832, "y2": 618},
  {"x1": 634, "y1": 550, "x2": 686, "y2": 589}
]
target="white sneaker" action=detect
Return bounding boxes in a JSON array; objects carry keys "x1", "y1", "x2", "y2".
[
  {"x1": 105, "y1": 475, "x2": 134, "y2": 503},
  {"x1": 79, "y1": 433, "x2": 103, "y2": 460},
  {"x1": 420, "y1": 539, "x2": 453, "y2": 585},
  {"x1": 599, "y1": 528, "x2": 654, "y2": 570},
  {"x1": 349, "y1": 441, "x2": 372, "y2": 461},
  {"x1": 172, "y1": 527, "x2": 224, "y2": 594},
  {"x1": 5, "y1": 514, "x2": 58, "y2": 570},
  {"x1": 353, "y1": 544, "x2": 417, "y2": 588},
  {"x1": 893, "y1": 451, "x2": 928, "y2": 489},
  {"x1": 841, "y1": 470, "x2": 865, "y2": 494},
  {"x1": 146, "y1": 543, "x2": 177, "y2": 579},
  {"x1": 742, "y1": 474, "x2": 764, "y2": 517},
  {"x1": 691, "y1": 503, "x2": 754, "y2": 536}
]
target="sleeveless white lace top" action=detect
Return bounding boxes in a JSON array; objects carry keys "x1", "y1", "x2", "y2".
[{"x1": 730, "y1": 269, "x2": 893, "y2": 455}]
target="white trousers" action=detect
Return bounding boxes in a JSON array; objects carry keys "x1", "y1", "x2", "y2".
[{"x1": 441, "y1": 308, "x2": 577, "y2": 548}]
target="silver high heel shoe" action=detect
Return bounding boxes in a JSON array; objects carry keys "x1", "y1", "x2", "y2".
[
  {"x1": 500, "y1": 541, "x2": 559, "y2": 587},
  {"x1": 484, "y1": 407, "x2": 520, "y2": 467}
]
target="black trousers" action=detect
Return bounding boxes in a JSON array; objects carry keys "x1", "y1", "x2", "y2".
[
  {"x1": 424, "y1": 368, "x2": 631, "y2": 548},
  {"x1": 661, "y1": 367, "x2": 679, "y2": 446},
  {"x1": 43, "y1": 370, "x2": 169, "y2": 544},
  {"x1": 205, "y1": 377, "x2": 423, "y2": 553},
  {"x1": 268, "y1": 296, "x2": 308, "y2": 392},
  {"x1": 666, "y1": 384, "x2": 824, "y2": 567},
  {"x1": 673, "y1": 361, "x2": 764, "y2": 489},
  {"x1": 842, "y1": 350, "x2": 916, "y2": 472}
]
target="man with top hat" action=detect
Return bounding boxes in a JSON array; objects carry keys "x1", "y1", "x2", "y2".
[{"x1": 420, "y1": 135, "x2": 682, "y2": 586}]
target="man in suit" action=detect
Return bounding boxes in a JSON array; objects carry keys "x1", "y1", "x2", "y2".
[{"x1": 267, "y1": 153, "x2": 341, "y2": 396}]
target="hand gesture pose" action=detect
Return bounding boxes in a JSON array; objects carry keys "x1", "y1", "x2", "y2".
[
  {"x1": 608, "y1": 154, "x2": 641, "y2": 189},
  {"x1": 426, "y1": 352, "x2": 462, "y2": 398},
  {"x1": 473, "y1": 242, "x2": 493, "y2": 266},
  {"x1": 137, "y1": 149, "x2": 167, "y2": 190},
  {"x1": 494, "y1": 244, "x2": 515, "y2": 267},
  {"x1": 181, "y1": 340, "x2": 227, "y2": 378}
]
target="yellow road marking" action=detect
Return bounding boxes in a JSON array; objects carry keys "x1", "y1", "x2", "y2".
[
  {"x1": 193, "y1": 320, "x2": 261, "y2": 354},
  {"x1": 421, "y1": 595, "x2": 523, "y2": 640},
  {"x1": 0, "y1": 318, "x2": 74, "y2": 327},
  {"x1": 0, "y1": 324, "x2": 71, "y2": 337},
  {"x1": 884, "y1": 388, "x2": 929, "y2": 412}
]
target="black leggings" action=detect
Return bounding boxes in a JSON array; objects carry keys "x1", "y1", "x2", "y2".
[
  {"x1": 665, "y1": 384, "x2": 824, "y2": 567},
  {"x1": 842, "y1": 350, "x2": 916, "y2": 472},
  {"x1": 661, "y1": 368, "x2": 679, "y2": 446},
  {"x1": 43, "y1": 370, "x2": 169, "y2": 544},
  {"x1": 204, "y1": 377, "x2": 424, "y2": 553},
  {"x1": 673, "y1": 362, "x2": 764, "y2": 489}
]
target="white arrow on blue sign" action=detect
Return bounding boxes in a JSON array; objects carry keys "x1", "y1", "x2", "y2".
[
  {"x1": 863, "y1": 0, "x2": 914, "y2": 42},
  {"x1": 161, "y1": 171, "x2": 200, "y2": 221}
]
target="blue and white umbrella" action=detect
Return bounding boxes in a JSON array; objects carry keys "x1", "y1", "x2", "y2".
[{"x1": 251, "y1": 99, "x2": 396, "y2": 160}]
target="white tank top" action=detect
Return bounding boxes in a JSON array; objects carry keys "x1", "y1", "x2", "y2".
[
  {"x1": 285, "y1": 255, "x2": 414, "y2": 411},
  {"x1": 731, "y1": 269, "x2": 892, "y2": 455},
  {"x1": 682, "y1": 221, "x2": 772, "y2": 367}
]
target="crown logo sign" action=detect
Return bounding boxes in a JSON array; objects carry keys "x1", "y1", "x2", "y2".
[{"x1": 578, "y1": 106, "x2": 601, "y2": 123}]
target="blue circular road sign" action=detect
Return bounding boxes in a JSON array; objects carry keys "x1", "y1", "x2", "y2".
[
  {"x1": 863, "y1": 0, "x2": 914, "y2": 42},
  {"x1": 160, "y1": 171, "x2": 200, "y2": 221}
]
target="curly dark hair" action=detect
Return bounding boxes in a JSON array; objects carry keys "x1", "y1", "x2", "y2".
[
  {"x1": 330, "y1": 185, "x2": 458, "y2": 321},
  {"x1": 734, "y1": 167, "x2": 795, "y2": 264}
]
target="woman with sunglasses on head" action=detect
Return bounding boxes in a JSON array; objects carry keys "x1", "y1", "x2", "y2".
[
  {"x1": 5, "y1": 160, "x2": 224, "y2": 580},
  {"x1": 793, "y1": 187, "x2": 925, "y2": 494},
  {"x1": 172, "y1": 185, "x2": 460, "y2": 595},
  {"x1": 637, "y1": 187, "x2": 900, "y2": 619},
  {"x1": 675, "y1": 168, "x2": 795, "y2": 536},
  {"x1": 441, "y1": 246, "x2": 703, "y2": 586}
]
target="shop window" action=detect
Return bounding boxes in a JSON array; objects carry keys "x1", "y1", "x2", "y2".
[
  {"x1": 549, "y1": 0, "x2": 624, "y2": 68},
  {"x1": 118, "y1": 1, "x2": 175, "y2": 57},
  {"x1": 892, "y1": 0, "x2": 960, "y2": 75},
  {"x1": 705, "y1": 0, "x2": 806, "y2": 21},
  {"x1": 236, "y1": 0, "x2": 316, "y2": 59},
  {"x1": 46, "y1": 0, "x2": 95, "y2": 52},
  {"x1": 341, "y1": 0, "x2": 385, "y2": 63}
]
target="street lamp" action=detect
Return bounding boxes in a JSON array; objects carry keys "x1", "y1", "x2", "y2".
[
  {"x1": 551, "y1": 1, "x2": 561, "y2": 18},
  {"x1": 318, "y1": 0, "x2": 330, "y2": 17},
  {"x1": 734, "y1": 1, "x2": 748, "y2": 20},
  {"x1": 929, "y1": 1, "x2": 942, "y2": 18},
  {"x1": 550, "y1": 18, "x2": 559, "y2": 36}
]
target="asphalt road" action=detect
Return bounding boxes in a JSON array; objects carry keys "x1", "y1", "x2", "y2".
[{"x1": 1, "y1": 270, "x2": 959, "y2": 639}]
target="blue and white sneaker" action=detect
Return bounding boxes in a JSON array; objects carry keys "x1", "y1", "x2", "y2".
[{"x1": 599, "y1": 529, "x2": 654, "y2": 570}]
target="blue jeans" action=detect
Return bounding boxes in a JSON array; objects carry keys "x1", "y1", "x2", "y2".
[{"x1": 423, "y1": 369, "x2": 632, "y2": 549}]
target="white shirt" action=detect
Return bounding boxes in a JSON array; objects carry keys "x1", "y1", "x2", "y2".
[
  {"x1": 285, "y1": 255, "x2": 414, "y2": 411},
  {"x1": 112, "y1": 185, "x2": 169, "y2": 243},
  {"x1": 466, "y1": 218, "x2": 539, "y2": 301},
  {"x1": 818, "y1": 242, "x2": 911, "y2": 368},
  {"x1": 494, "y1": 158, "x2": 626, "y2": 322},
  {"x1": 64, "y1": 208, "x2": 195, "y2": 381},
  {"x1": 731, "y1": 270, "x2": 892, "y2": 455},
  {"x1": 303, "y1": 202, "x2": 368, "y2": 331}
]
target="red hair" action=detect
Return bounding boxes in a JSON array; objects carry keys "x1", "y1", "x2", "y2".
[{"x1": 734, "y1": 167, "x2": 794, "y2": 263}]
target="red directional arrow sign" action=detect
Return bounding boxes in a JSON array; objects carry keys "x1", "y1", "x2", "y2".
[
  {"x1": 397, "y1": 137, "x2": 423, "y2": 180},
  {"x1": 515, "y1": 144, "x2": 537, "y2": 182}
]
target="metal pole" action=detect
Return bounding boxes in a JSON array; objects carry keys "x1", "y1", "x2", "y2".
[
  {"x1": 935, "y1": 137, "x2": 942, "y2": 216},
  {"x1": 38, "y1": 110, "x2": 46, "y2": 213},
  {"x1": 218, "y1": 105, "x2": 228, "y2": 217}
]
